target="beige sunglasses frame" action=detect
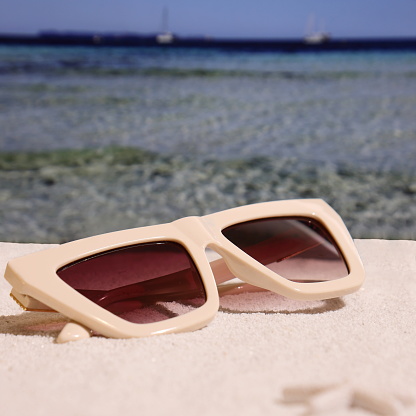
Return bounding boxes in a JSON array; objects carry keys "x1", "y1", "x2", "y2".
[{"x1": 4, "y1": 199, "x2": 365, "y2": 340}]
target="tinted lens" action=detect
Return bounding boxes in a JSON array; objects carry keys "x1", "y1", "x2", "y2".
[
  {"x1": 57, "y1": 241, "x2": 206, "y2": 324},
  {"x1": 222, "y1": 217, "x2": 348, "y2": 282}
]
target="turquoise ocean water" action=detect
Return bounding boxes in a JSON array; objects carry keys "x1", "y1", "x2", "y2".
[{"x1": 0, "y1": 45, "x2": 415, "y2": 242}]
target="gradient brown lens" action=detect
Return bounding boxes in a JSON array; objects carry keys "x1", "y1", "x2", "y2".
[
  {"x1": 57, "y1": 241, "x2": 206, "y2": 324},
  {"x1": 222, "y1": 217, "x2": 348, "y2": 282}
]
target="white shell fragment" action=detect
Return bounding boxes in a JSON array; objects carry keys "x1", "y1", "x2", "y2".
[
  {"x1": 280, "y1": 382, "x2": 415, "y2": 415},
  {"x1": 308, "y1": 385, "x2": 352, "y2": 414},
  {"x1": 352, "y1": 388, "x2": 405, "y2": 416},
  {"x1": 281, "y1": 384, "x2": 334, "y2": 403}
]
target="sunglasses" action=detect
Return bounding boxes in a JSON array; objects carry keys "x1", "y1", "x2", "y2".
[{"x1": 5, "y1": 199, "x2": 364, "y2": 342}]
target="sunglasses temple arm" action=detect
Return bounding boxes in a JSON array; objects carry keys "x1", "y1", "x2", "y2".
[
  {"x1": 209, "y1": 257, "x2": 237, "y2": 285},
  {"x1": 79, "y1": 254, "x2": 267, "y2": 307},
  {"x1": 8, "y1": 289, "x2": 91, "y2": 344},
  {"x1": 210, "y1": 232, "x2": 336, "y2": 294},
  {"x1": 10, "y1": 289, "x2": 55, "y2": 312},
  {"x1": 10, "y1": 260, "x2": 242, "y2": 313},
  {"x1": 209, "y1": 235, "x2": 321, "y2": 286},
  {"x1": 209, "y1": 257, "x2": 271, "y2": 295},
  {"x1": 77, "y1": 268, "x2": 207, "y2": 308}
]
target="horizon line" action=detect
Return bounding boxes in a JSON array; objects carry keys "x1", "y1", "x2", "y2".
[{"x1": 1, "y1": 30, "x2": 416, "y2": 42}]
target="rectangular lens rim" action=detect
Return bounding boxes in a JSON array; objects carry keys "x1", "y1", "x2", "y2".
[
  {"x1": 221, "y1": 215, "x2": 350, "y2": 282},
  {"x1": 56, "y1": 240, "x2": 208, "y2": 325}
]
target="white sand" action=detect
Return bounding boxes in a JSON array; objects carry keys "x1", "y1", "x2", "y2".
[{"x1": 0, "y1": 239, "x2": 415, "y2": 415}]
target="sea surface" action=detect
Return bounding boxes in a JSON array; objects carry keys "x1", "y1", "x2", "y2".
[{"x1": 0, "y1": 45, "x2": 415, "y2": 242}]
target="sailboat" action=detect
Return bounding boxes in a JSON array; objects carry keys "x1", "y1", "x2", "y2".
[
  {"x1": 304, "y1": 14, "x2": 330, "y2": 44},
  {"x1": 156, "y1": 7, "x2": 174, "y2": 44}
]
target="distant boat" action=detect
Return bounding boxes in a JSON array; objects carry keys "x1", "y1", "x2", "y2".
[
  {"x1": 304, "y1": 32, "x2": 331, "y2": 44},
  {"x1": 156, "y1": 7, "x2": 174, "y2": 44},
  {"x1": 304, "y1": 14, "x2": 331, "y2": 44},
  {"x1": 156, "y1": 32, "x2": 174, "y2": 44}
]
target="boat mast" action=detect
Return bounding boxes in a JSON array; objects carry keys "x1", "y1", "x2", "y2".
[{"x1": 156, "y1": 6, "x2": 174, "y2": 43}]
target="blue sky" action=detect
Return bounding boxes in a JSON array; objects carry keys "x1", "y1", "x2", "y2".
[{"x1": 1, "y1": 0, "x2": 415, "y2": 39}]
